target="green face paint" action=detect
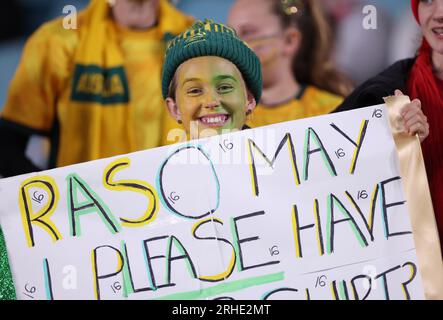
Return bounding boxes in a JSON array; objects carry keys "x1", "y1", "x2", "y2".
[{"x1": 171, "y1": 56, "x2": 253, "y2": 139}]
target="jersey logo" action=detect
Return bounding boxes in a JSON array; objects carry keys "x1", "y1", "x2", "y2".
[{"x1": 71, "y1": 65, "x2": 130, "y2": 105}]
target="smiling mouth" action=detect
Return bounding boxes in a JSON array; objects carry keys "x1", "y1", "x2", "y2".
[
  {"x1": 198, "y1": 114, "x2": 231, "y2": 128},
  {"x1": 432, "y1": 28, "x2": 443, "y2": 37}
]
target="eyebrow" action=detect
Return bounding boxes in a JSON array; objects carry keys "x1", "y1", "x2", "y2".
[
  {"x1": 181, "y1": 75, "x2": 239, "y2": 87},
  {"x1": 213, "y1": 75, "x2": 239, "y2": 83},
  {"x1": 181, "y1": 78, "x2": 202, "y2": 87}
]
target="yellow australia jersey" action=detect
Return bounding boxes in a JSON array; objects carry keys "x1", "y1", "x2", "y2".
[
  {"x1": 247, "y1": 85, "x2": 343, "y2": 128},
  {"x1": 1, "y1": 1, "x2": 193, "y2": 168}
]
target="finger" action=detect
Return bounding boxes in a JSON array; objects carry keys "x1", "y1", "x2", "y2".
[
  {"x1": 406, "y1": 122, "x2": 428, "y2": 137},
  {"x1": 417, "y1": 126, "x2": 429, "y2": 143},
  {"x1": 405, "y1": 119, "x2": 427, "y2": 133},
  {"x1": 400, "y1": 101, "x2": 423, "y2": 117},
  {"x1": 404, "y1": 112, "x2": 427, "y2": 127},
  {"x1": 411, "y1": 98, "x2": 422, "y2": 109},
  {"x1": 402, "y1": 109, "x2": 427, "y2": 123}
]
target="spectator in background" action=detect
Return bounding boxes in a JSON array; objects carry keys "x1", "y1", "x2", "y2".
[
  {"x1": 0, "y1": 0, "x2": 193, "y2": 178},
  {"x1": 225, "y1": 0, "x2": 352, "y2": 129},
  {"x1": 335, "y1": 0, "x2": 441, "y2": 253},
  {"x1": 320, "y1": 0, "x2": 395, "y2": 86}
]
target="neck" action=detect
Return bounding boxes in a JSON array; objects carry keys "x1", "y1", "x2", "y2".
[
  {"x1": 261, "y1": 69, "x2": 300, "y2": 106},
  {"x1": 112, "y1": 0, "x2": 159, "y2": 30},
  {"x1": 432, "y1": 51, "x2": 443, "y2": 80}
]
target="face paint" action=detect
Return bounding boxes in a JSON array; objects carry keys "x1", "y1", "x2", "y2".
[
  {"x1": 172, "y1": 56, "x2": 251, "y2": 139},
  {"x1": 247, "y1": 35, "x2": 281, "y2": 68},
  {"x1": 227, "y1": 0, "x2": 291, "y2": 84}
]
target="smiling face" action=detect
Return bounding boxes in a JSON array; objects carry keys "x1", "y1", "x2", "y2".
[
  {"x1": 166, "y1": 56, "x2": 256, "y2": 139},
  {"x1": 419, "y1": 0, "x2": 443, "y2": 55}
]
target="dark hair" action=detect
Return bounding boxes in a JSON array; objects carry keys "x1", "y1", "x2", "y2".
[{"x1": 272, "y1": 0, "x2": 353, "y2": 96}]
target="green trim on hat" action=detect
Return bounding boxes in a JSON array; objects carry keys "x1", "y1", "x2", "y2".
[{"x1": 161, "y1": 20, "x2": 262, "y2": 103}]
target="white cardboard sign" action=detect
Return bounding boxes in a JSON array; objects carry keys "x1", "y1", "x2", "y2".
[{"x1": 0, "y1": 105, "x2": 424, "y2": 300}]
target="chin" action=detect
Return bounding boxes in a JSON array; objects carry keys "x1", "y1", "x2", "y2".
[{"x1": 427, "y1": 35, "x2": 443, "y2": 53}]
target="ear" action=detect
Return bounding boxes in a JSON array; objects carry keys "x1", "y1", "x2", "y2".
[
  {"x1": 245, "y1": 90, "x2": 257, "y2": 114},
  {"x1": 283, "y1": 27, "x2": 301, "y2": 56},
  {"x1": 165, "y1": 97, "x2": 182, "y2": 122}
]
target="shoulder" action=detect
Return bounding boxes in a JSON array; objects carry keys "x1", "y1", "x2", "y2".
[
  {"x1": 24, "y1": 15, "x2": 80, "y2": 53},
  {"x1": 159, "y1": 1, "x2": 194, "y2": 35},
  {"x1": 303, "y1": 86, "x2": 344, "y2": 113},
  {"x1": 377, "y1": 58, "x2": 415, "y2": 82},
  {"x1": 305, "y1": 86, "x2": 344, "y2": 103},
  {"x1": 334, "y1": 58, "x2": 416, "y2": 112}
]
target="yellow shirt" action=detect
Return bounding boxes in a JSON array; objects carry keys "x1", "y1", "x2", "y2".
[
  {"x1": 1, "y1": 2, "x2": 193, "y2": 168},
  {"x1": 117, "y1": 25, "x2": 181, "y2": 153},
  {"x1": 247, "y1": 85, "x2": 343, "y2": 128}
]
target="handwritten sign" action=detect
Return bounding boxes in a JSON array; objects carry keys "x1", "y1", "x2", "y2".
[{"x1": 0, "y1": 105, "x2": 425, "y2": 300}]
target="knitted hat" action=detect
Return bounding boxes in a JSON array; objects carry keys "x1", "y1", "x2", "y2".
[
  {"x1": 161, "y1": 19, "x2": 262, "y2": 102},
  {"x1": 411, "y1": 0, "x2": 419, "y2": 22}
]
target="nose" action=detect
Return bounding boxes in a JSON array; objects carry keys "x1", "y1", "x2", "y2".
[
  {"x1": 436, "y1": 0, "x2": 443, "y2": 19},
  {"x1": 202, "y1": 91, "x2": 220, "y2": 109}
]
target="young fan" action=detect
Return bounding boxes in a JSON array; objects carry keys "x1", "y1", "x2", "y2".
[
  {"x1": 0, "y1": 20, "x2": 262, "y2": 300},
  {"x1": 162, "y1": 20, "x2": 262, "y2": 139}
]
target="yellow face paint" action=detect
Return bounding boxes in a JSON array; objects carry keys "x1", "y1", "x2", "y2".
[{"x1": 172, "y1": 56, "x2": 251, "y2": 139}]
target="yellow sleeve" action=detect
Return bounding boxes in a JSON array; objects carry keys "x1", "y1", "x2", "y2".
[{"x1": 1, "y1": 19, "x2": 74, "y2": 133}]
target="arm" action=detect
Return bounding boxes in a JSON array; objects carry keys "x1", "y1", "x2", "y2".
[
  {"x1": 333, "y1": 60, "x2": 413, "y2": 113},
  {"x1": 0, "y1": 123, "x2": 41, "y2": 177},
  {"x1": 0, "y1": 21, "x2": 72, "y2": 178}
]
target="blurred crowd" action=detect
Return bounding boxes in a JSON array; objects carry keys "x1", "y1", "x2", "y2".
[
  {"x1": 0, "y1": 0, "x2": 418, "y2": 100},
  {"x1": 0, "y1": 0, "x2": 421, "y2": 167}
]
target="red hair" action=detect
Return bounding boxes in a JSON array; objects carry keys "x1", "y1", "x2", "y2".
[
  {"x1": 408, "y1": 0, "x2": 443, "y2": 253},
  {"x1": 411, "y1": 0, "x2": 419, "y2": 22}
]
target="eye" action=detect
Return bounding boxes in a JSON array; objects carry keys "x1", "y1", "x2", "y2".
[
  {"x1": 217, "y1": 83, "x2": 234, "y2": 94},
  {"x1": 239, "y1": 26, "x2": 258, "y2": 40},
  {"x1": 187, "y1": 87, "x2": 203, "y2": 96},
  {"x1": 420, "y1": 0, "x2": 433, "y2": 4}
]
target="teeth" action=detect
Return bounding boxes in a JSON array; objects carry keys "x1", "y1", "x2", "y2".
[{"x1": 201, "y1": 115, "x2": 227, "y2": 124}]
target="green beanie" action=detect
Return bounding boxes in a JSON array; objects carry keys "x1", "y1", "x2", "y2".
[{"x1": 161, "y1": 19, "x2": 262, "y2": 103}]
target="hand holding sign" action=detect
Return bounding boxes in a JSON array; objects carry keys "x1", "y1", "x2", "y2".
[{"x1": 395, "y1": 90, "x2": 429, "y2": 143}]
